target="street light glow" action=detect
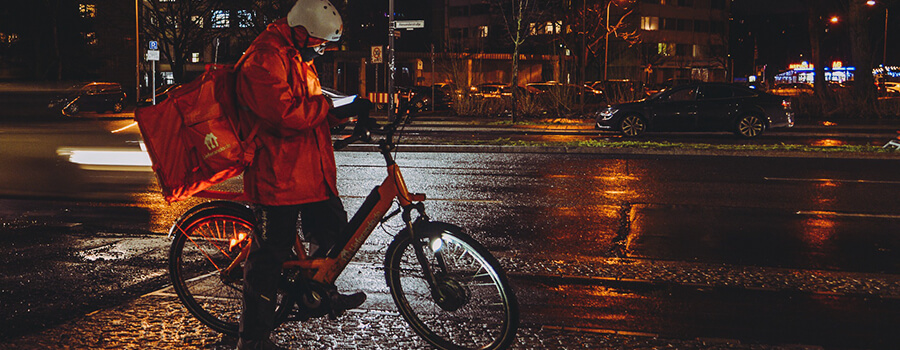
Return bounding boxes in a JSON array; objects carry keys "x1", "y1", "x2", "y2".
[
  {"x1": 867, "y1": 0, "x2": 876, "y2": 6},
  {"x1": 830, "y1": 16, "x2": 840, "y2": 24}
]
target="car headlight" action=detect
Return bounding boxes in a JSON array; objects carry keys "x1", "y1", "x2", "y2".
[{"x1": 598, "y1": 108, "x2": 618, "y2": 120}]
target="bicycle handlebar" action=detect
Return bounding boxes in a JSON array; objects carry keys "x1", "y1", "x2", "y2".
[{"x1": 332, "y1": 104, "x2": 411, "y2": 151}]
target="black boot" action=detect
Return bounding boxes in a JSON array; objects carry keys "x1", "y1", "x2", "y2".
[{"x1": 327, "y1": 290, "x2": 367, "y2": 319}]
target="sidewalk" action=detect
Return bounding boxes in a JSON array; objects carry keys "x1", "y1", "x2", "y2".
[{"x1": 3, "y1": 249, "x2": 898, "y2": 349}]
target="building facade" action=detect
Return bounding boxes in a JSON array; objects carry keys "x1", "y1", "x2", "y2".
[{"x1": 629, "y1": 0, "x2": 730, "y2": 84}]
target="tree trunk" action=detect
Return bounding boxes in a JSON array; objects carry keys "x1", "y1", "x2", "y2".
[
  {"x1": 848, "y1": 0, "x2": 876, "y2": 115},
  {"x1": 806, "y1": 0, "x2": 826, "y2": 96},
  {"x1": 511, "y1": 45, "x2": 519, "y2": 123}
]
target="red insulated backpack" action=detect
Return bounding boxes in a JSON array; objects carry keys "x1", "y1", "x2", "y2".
[{"x1": 135, "y1": 62, "x2": 258, "y2": 202}]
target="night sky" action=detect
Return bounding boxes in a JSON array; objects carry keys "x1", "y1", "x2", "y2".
[{"x1": 731, "y1": 0, "x2": 900, "y2": 78}]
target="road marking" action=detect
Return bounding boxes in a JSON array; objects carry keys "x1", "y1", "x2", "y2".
[
  {"x1": 764, "y1": 177, "x2": 900, "y2": 185},
  {"x1": 795, "y1": 210, "x2": 900, "y2": 219}
]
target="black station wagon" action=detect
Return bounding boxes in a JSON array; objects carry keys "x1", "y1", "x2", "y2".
[
  {"x1": 594, "y1": 82, "x2": 794, "y2": 138},
  {"x1": 49, "y1": 82, "x2": 128, "y2": 116}
]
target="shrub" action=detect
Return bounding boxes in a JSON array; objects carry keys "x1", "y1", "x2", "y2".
[{"x1": 792, "y1": 90, "x2": 900, "y2": 119}]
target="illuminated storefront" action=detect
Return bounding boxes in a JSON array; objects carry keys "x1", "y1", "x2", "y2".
[{"x1": 774, "y1": 61, "x2": 856, "y2": 84}]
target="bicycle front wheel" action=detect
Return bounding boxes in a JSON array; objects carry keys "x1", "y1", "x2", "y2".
[{"x1": 385, "y1": 221, "x2": 519, "y2": 350}]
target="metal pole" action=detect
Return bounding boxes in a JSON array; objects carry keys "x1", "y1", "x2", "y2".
[
  {"x1": 580, "y1": 0, "x2": 586, "y2": 114},
  {"x1": 431, "y1": 44, "x2": 435, "y2": 112},
  {"x1": 151, "y1": 60, "x2": 156, "y2": 105},
  {"x1": 135, "y1": 0, "x2": 140, "y2": 104},
  {"x1": 388, "y1": 0, "x2": 395, "y2": 121},
  {"x1": 884, "y1": 8, "x2": 889, "y2": 66},
  {"x1": 604, "y1": 0, "x2": 611, "y2": 81}
]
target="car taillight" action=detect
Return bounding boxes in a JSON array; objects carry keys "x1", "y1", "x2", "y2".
[{"x1": 782, "y1": 99, "x2": 791, "y2": 110}]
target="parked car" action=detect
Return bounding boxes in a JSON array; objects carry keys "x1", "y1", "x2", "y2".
[
  {"x1": 48, "y1": 82, "x2": 127, "y2": 116},
  {"x1": 526, "y1": 82, "x2": 606, "y2": 104},
  {"x1": 881, "y1": 82, "x2": 900, "y2": 96},
  {"x1": 594, "y1": 82, "x2": 794, "y2": 138},
  {"x1": 405, "y1": 84, "x2": 455, "y2": 112},
  {"x1": 643, "y1": 78, "x2": 703, "y2": 95},
  {"x1": 768, "y1": 83, "x2": 814, "y2": 97},
  {"x1": 472, "y1": 83, "x2": 506, "y2": 98}
]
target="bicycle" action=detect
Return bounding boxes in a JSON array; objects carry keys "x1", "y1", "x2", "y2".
[{"x1": 166, "y1": 112, "x2": 520, "y2": 350}]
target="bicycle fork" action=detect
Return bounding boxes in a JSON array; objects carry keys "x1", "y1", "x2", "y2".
[{"x1": 403, "y1": 204, "x2": 467, "y2": 311}]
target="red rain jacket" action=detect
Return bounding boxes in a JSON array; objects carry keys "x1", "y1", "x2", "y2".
[{"x1": 236, "y1": 19, "x2": 342, "y2": 205}]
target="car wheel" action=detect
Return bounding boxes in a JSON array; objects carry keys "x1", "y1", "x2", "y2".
[
  {"x1": 112, "y1": 102, "x2": 124, "y2": 113},
  {"x1": 735, "y1": 114, "x2": 765, "y2": 138},
  {"x1": 619, "y1": 114, "x2": 647, "y2": 137},
  {"x1": 64, "y1": 102, "x2": 80, "y2": 116}
]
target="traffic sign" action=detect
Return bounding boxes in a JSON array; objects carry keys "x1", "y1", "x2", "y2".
[
  {"x1": 149, "y1": 41, "x2": 158, "y2": 50},
  {"x1": 147, "y1": 50, "x2": 160, "y2": 61},
  {"x1": 371, "y1": 46, "x2": 383, "y2": 64},
  {"x1": 393, "y1": 20, "x2": 424, "y2": 29}
]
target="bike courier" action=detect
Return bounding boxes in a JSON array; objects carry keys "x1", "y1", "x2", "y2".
[{"x1": 233, "y1": 0, "x2": 371, "y2": 348}]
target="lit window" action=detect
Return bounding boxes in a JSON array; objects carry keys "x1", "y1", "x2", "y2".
[
  {"x1": 212, "y1": 10, "x2": 230, "y2": 29},
  {"x1": 83, "y1": 32, "x2": 97, "y2": 45},
  {"x1": 191, "y1": 16, "x2": 204, "y2": 28},
  {"x1": 0, "y1": 33, "x2": 17, "y2": 44},
  {"x1": 238, "y1": 10, "x2": 253, "y2": 28},
  {"x1": 79, "y1": 4, "x2": 96, "y2": 18},
  {"x1": 641, "y1": 16, "x2": 659, "y2": 30},
  {"x1": 658, "y1": 43, "x2": 675, "y2": 56},
  {"x1": 543, "y1": 21, "x2": 562, "y2": 34},
  {"x1": 191, "y1": 52, "x2": 200, "y2": 63},
  {"x1": 477, "y1": 25, "x2": 488, "y2": 38}
]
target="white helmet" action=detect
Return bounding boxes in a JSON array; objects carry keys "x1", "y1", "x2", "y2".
[{"x1": 287, "y1": 0, "x2": 343, "y2": 42}]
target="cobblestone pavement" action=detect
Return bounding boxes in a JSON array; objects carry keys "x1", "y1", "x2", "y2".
[{"x1": 0, "y1": 291, "x2": 791, "y2": 350}]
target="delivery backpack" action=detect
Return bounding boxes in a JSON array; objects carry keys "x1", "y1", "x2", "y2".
[{"x1": 135, "y1": 63, "x2": 258, "y2": 202}]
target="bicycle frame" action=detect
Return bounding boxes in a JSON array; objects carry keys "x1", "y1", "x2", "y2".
[{"x1": 197, "y1": 141, "x2": 426, "y2": 286}]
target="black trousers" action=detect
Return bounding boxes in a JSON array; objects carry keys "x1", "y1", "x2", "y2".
[{"x1": 239, "y1": 197, "x2": 347, "y2": 340}]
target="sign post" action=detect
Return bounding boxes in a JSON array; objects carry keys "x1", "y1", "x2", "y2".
[
  {"x1": 146, "y1": 41, "x2": 160, "y2": 105},
  {"x1": 387, "y1": 0, "x2": 395, "y2": 121},
  {"x1": 386, "y1": 5, "x2": 425, "y2": 121}
]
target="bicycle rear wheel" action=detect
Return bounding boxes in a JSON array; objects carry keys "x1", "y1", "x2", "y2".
[
  {"x1": 385, "y1": 221, "x2": 519, "y2": 350},
  {"x1": 168, "y1": 204, "x2": 291, "y2": 336}
]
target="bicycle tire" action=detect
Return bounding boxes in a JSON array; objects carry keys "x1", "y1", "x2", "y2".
[
  {"x1": 385, "y1": 221, "x2": 519, "y2": 350},
  {"x1": 168, "y1": 204, "x2": 292, "y2": 336}
]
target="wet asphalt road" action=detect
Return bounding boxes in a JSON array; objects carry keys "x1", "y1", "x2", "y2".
[{"x1": 2, "y1": 116, "x2": 900, "y2": 348}]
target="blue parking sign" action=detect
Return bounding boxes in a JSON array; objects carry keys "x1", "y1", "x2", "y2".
[{"x1": 149, "y1": 41, "x2": 158, "y2": 50}]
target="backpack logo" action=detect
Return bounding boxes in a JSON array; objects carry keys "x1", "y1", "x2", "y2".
[{"x1": 204, "y1": 133, "x2": 219, "y2": 150}]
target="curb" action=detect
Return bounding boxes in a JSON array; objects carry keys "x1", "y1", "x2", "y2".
[{"x1": 338, "y1": 143, "x2": 900, "y2": 160}]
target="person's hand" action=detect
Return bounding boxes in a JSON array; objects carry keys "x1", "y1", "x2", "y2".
[{"x1": 331, "y1": 97, "x2": 373, "y2": 120}]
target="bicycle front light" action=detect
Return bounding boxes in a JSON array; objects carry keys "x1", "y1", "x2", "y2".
[{"x1": 430, "y1": 236, "x2": 444, "y2": 252}]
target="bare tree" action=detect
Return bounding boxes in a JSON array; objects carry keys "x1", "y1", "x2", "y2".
[
  {"x1": 559, "y1": 0, "x2": 638, "y2": 107},
  {"x1": 491, "y1": 0, "x2": 552, "y2": 122},
  {"x1": 140, "y1": 0, "x2": 220, "y2": 84}
]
